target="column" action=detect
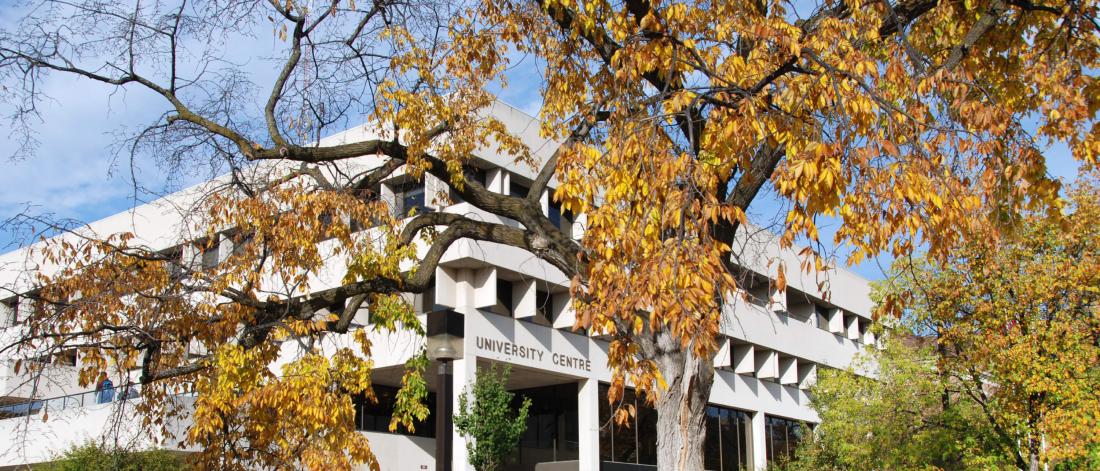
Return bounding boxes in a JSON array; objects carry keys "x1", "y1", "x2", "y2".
[
  {"x1": 577, "y1": 378, "x2": 600, "y2": 471},
  {"x1": 452, "y1": 354, "x2": 478, "y2": 471},
  {"x1": 751, "y1": 411, "x2": 768, "y2": 470}
]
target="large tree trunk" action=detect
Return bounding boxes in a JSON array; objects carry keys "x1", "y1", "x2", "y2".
[{"x1": 647, "y1": 329, "x2": 716, "y2": 471}]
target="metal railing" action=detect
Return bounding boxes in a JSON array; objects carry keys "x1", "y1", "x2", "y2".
[{"x1": 0, "y1": 384, "x2": 140, "y2": 420}]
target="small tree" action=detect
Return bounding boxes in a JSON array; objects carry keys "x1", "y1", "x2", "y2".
[
  {"x1": 47, "y1": 442, "x2": 188, "y2": 471},
  {"x1": 453, "y1": 364, "x2": 532, "y2": 471}
]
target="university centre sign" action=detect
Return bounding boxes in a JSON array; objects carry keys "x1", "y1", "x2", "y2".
[{"x1": 474, "y1": 336, "x2": 592, "y2": 372}]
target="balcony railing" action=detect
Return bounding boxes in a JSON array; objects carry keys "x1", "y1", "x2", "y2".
[{"x1": 0, "y1": 384, "x2": 141, "y2": 420}]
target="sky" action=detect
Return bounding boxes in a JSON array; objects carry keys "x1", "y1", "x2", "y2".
[{"x1": 0, "y1": 3, "x2": 1086, "y2": 283}]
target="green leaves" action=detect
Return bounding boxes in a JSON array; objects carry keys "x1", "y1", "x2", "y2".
[{"x1": 453, "y1": 364, "x2": 532, "y2": 471}]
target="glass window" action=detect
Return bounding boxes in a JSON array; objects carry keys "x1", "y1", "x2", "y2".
[
  {"x1": 599, "y1": 384, "x2": 614, "y2": 461},
  {"x1": 509, "y1": 179, "x2": 530, "y2": 198},
  {"x1": 705, "y1": 407, "x2": 722, "y2": 471},
  {"x1": 510, "y1": 383, "x2": 580, "y2": 468},
  {"x1": 354, "y1": 385, "x2": 435, "y2": 438},
  {"x1": 596, "y1": 383, "x2": 657, "y2": 466},
  {"x1": 636, "y1": 398, "x2": 658, "y2": 465},
  {"x1": 495, "y1": 279, "x2": 514, "y2": 316},
  {"x1": 392, "y1": 181, "x2": 427, "y2": 216},
  {"x1": 765, "y1": 415, "x2": 805, "y2": 465},
  {"x1": 548, "y1": 190, "x2": 574, "y2": 238},
  {"x1": 450, "y1": 166, "x2": 489, "y2": 203},
  {"x1": 535, "y1": 289, "x2": 552, "y2": 322},
  {"x1": 199, "y1": 239, "x2": 220, "y2": 270}
]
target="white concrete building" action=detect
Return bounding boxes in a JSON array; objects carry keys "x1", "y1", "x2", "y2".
[{"x1": 0, "y1": 102, "x2": 876, "y2": 471}]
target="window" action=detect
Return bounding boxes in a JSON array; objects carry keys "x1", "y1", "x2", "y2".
[
  {"x1": 509, "y1": 179, "x2": 530, "y2": 198},
  {"x1": 392, "y1": 180, "x2": 427, "y2": 217},
  {"x1": 597, "y1": 384, "x2": 657, "y2": 466},
  {"x1": 159, "y1": 247, "x2": 185, "y2": 280},
  {"x1": 717, "y1": 407, "x2": 752, "y2": 471},
  {"x1": 55, "y1": 349, "x2": 77, "y2": 367},
  {"x1": 599, "y1": 383, "x2": 752, "y2": 470},
  {"x1": 1, "y1": 297, "x2": 17, "y2": 327},
  {"x1": 353, "y1": 385, "x2": 435, "y2": 438},
  {"x1": 316, "y1": 212, "x2": 336, "y2": 241},
  {"x1": 351, "y1": 185, "x2": 383, "y2": 232},
  {"x1": 198, "y1": 239, "x2": 220, "y2": 270},
  {"x1": 535, "y1": 289, "x2": 553, "y2": 322},
  {"x1": 548, "y1": 190, "x2": 575, "y2": 238},
  {"x1": 507, "y1": 384, "x2": 579, "y2": 468},
  {"x1": 765, "y1": 415, "x2": 806, "y2": 465},
  {"x1": 495, "y1": 279, "x2": 514, "y2": 316},
  {"x1": 450, "y1": 166, "x2": 489, "y2": 204},
  {"x1": 814, "y1": 304, "x2": 832, "y2": 330}
]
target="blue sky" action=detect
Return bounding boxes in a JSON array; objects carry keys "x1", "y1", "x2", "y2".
[{"x1": 0, "y1": 16, "x2": 1085, "y2": 282}]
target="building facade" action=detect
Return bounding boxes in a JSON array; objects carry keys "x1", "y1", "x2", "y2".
[{"x1": 0, "y1": 102, "x2": 876, "y2": 470}]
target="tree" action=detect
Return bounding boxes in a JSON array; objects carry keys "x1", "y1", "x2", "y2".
[
  {"x1": 876, "y1": 179, "x2": 1100, "y2": 471},
  {"x1": 788, "y1": 337, "x2": 1016, "y2": 470},
  {"x1": 46, "y1": 442, "x2": 188, "y2": 471},
  {"x1": 453, "y1": 364, "x2": 532, "y2": 471},
  {"x1": 0, "y1": 0, "x2": 1097, "y2": 469}
]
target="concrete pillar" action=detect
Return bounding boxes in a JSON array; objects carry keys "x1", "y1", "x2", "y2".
[
  {"x1": 380, "y1": 182, "x2": 397, "y2": 217},
  {"x1": 454, "y1": 269, "x2": 476, "y2": 314},
  {"x1": 577, "y1": 379, "x2": 600, "y2": 471},
  {"x1": 714, "y1": 338, "x2": 731, "y2": 369},
  {"x1": 733, "y1": 343, "x2": 756, "y2": 376},
  {"x1": 751, "y1": 411, "x2": 768, "y2": 470},
  {"x1": 486, "y1": 168, "x2": 508, "y2": 194},
  {"x1": 539, "y1": 189, "x2": 550, "y2": 215},
  {"x1": 845, "y1": 314, "x2": 861, "y2": 341},
  {"x1": 778, "y1": 355, "x2": 798, "y2": 386},
  {"x1": 0, "y1": 298, "x2": 14, "y2": 328},
  {"x1": 551, "y1": 292, "x2": 574, "y2": 329},
  {"x1": 862, "y1": 326, "x2": 876, "y2": 346},
  {"x1": 217, "y1": 232, "x2": 233, "y2": 263},
  {"x1": 424, "y1": 173, "x2": 448, "y2": 208},
  {"x1": 452, "y1": 354, "x2": 477, "y2": 471},
  {"x1": 571, "y1": 213, "x2": 587, "y2": 240},
  {"x1": 436, "y1": 267, "x2": 459, "y2": 310},
  {"x1": 826, "y1": 308, "x2": 845, "y2": 335},
  {"x1": 472, "y1": 267, "x2": 496, "y2": 310},
  {"x1": 797, "y1": 361, "x2": 817, "y2": 389},
  {"x1": 512, "y1": 279, "x2": 536, "y2": 320},
  {"x1": 769, "y1": 286, "x2": 786, "y2": 314},
  {"x1": 754, "y1": 349, "x2": 778, "y2": 380}
]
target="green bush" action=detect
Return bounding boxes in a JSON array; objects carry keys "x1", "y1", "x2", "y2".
[{"x1": 46, "y1": 442, "x2": 187, "y2": 471}]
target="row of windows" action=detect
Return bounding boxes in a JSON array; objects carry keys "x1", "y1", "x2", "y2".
[
  {"x1": 741, "y1": 271, "x2": 872, "y2": 345},
  {"x1": 595, "y1": 384, "x2": 801, "y2": 469}
]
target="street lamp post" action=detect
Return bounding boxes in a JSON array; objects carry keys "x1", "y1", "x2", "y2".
[{"x1": 426, "y1": 309, "x2": 464, "y2": 471}]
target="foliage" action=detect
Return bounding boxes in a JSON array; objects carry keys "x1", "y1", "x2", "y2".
[
  {"x1": 880, "y1": 180, "x2": 1100, "y2": 468},
  {"x1": 453, "y1": 364, "x2": 532, "y2": 471},
  {"x1": 794, "y1": 179, "x2": 1100, "y2": 470},
  {"x1": 0, "y1": 0, "x2": 1097, "y2": 469},
  {"x1": 786, "y1": 338, "x2": 1015, "y2": 470},
  {"x1": 46, "y1": 442, "x2": 188, "y2": 471}
]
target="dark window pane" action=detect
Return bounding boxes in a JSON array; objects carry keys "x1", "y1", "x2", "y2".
[
  {"x1": 393, "y1": 181, "x2": 427, "y2": 216},
  {"x1": 354, "y1": 385, "x2": 435, "y2": 438},
  {"x1": 536, "y1": 289, "x2": 552, "y2": 321},
  {"x1": 510, "y1": 180, "x2": 529, "y2": 198},
  {"x1": 612, "y1": 389, "x2": 638, "y2": 463},
  {"x1": 765, "y1": 415, "x2": 802, "y2": 465},
  {"x1": 704, "y1": 407, "x2": 722, "y2": 471},
  {"x1": 735, "y1": 411, "x2": 750, "y2": 470},
  {"x1": 636, "y1": 398, "x2": 657, "y2": 465},
  {"x1": 496, "y1": 279, "x2": 514, "y2": 316},
  {"x1": 599, "y1": 384, "x2": 614, "y2": 461}
]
